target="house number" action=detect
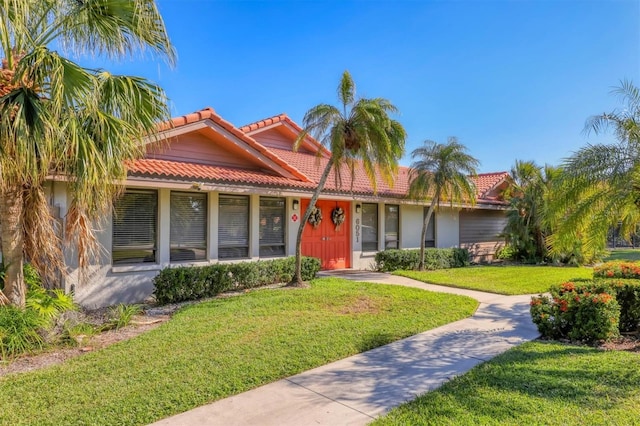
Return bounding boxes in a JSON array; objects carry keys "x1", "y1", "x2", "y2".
[{"x1": 355, "y1": 218, "x2": 360, "y2": 243}]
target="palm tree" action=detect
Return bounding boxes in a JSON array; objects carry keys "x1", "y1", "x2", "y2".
[
  {"x1": 408, "y1": 138, "x2": 479, "y2": 270},
  {"x1": 0, "y1": 0, "x2": 174, "y2": 307},
  {"x1": 291, "y1": 71, "x2": 406, "y2": 285},
  {"x1": 502, "y1": 160, "x2": 560, "y2": 261},
  {"x1": 548, "y1": 80, "x2": 640, "y2": 261}
]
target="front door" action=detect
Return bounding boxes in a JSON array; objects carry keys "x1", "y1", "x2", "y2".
[{"x1": 301, "y1": 199, "x2": 351, "y2": 269}]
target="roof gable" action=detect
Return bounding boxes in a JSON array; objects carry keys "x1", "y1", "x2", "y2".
[{"x1": 152, "y1": 108, "x2": 311, "y2": 183}]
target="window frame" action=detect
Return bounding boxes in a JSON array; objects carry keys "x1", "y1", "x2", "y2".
[
  {"x1": 259, "y1": 197, "x2": 286, "y2": 258},
  {"x1": 361, "y1": 203, "x2": 379, "y2": 252},
  {"x1": 384, "y1": 204, "x2": 400, "y2": 249},
  {"x1": 112, "y1": 189, "x2": 158, "y2": 265},
  {"x1": 170, "y1": 191, "x2": 208, "y2": 263},
  {"x1": 423, "y1": 207, "x2": 436, "y2": 248},
  {"x1": 218, "y1": 194, "x2": 250, "y2": 260}
]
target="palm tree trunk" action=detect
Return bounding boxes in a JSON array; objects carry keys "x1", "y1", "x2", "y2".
[
  {"x1": 419, "y1": 195, "x2": 438, "y2": 271},
  {"x1": 0, "y1": 184, "x2": 26, "y2": 307},
  {"x1": 291, "y1": 157, "x2": 335, "y2": 286}
]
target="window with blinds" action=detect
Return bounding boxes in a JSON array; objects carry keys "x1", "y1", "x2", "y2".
[
  {"x1": 259, "y1": 197, "x2": 285, "y2": 257},
  {"x1": 362, "y1": 203, "x2": 378, "y2": 251},
  {"x1": 218, "y1": 195, "x2": 249, "y2": 259},
  {"x1": 112, "y1": 190, "x2": 157, "y2": 265},
  {"x1": 385, "y1": 204, "x2": 400, "y2": 249},
  {"x1": 424, "y1": 208, "x2": 436, "y2": 247},
  {"x1": 170, "y1": 192, "x2": 207, "y2": 262}
]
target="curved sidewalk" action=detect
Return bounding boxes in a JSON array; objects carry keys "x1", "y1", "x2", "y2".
[{"x1": 151, "y1": 271, "x2": 540, "y2": 426}]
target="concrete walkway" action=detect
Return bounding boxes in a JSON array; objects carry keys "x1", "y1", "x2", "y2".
[{"x1": 151, "y1": 271, "x2": 540, "y2": 426}]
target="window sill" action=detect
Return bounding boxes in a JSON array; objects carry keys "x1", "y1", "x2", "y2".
[{"x1": 111, "y1": 263, "x2": 162, "y2": 274}]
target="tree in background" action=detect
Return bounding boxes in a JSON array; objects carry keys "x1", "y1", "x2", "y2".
[
  {"x1": 408, "y1": 138, "x2": 479, "y2": 270},
  {"x1": 0, "y1": 0, "x2": 174, "y2": 307},
  {"x1": 292, "y1": 71, "x2": 406, "y2": 285},
  {"x1": 548, "y1": 80, "x2": 640, "y2": 263},
  {"x1": 502, "y1": 160, "x2": 561, "y2": 262}
]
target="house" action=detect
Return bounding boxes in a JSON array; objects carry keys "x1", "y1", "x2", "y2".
[{"x1": 47, "y1": 107, "x2": 509, "y2": 307}]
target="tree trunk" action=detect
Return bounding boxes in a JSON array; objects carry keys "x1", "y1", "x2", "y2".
[
  {"x1": 291, "y1": 157, "x2": 335, "y2": 286},
  {"x1": 419, "y1": 195, "x2": 439, "y2": 271},
  {"x1": 0, "y1": 184, "x2": 26, "y2": 307}
]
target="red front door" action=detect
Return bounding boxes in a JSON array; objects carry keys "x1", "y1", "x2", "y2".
[{"x1": 301, "y1": 199, "x2": 351, "y2": 269}]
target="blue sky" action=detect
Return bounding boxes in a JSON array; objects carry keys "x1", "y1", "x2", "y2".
[{"x1": 104, "y1": 0, "x2": 639, "y2": 173}]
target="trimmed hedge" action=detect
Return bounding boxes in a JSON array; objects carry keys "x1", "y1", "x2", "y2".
[
  {"x1": 374, "y1": 248, "x2": 470, "y2": 272},
  {"x1": 153, "y1": 256, "x2": 321, "y2": 304}
]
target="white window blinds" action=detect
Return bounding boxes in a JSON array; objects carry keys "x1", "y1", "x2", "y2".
[
  {"x1": 112, "y1": 190, "x2": 157, "y2": 265},
  {"x1": 218, "y1": 195, "x2": 249, "y2": 259},
  {"x1": 170, "y1": 192, "x2": 207, "y2": 262}
]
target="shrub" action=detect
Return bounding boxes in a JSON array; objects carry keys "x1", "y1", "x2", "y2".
[
  {"x1": 106, "y1": 304, "x2": 143, "y2": 330},
  {"x1": 530, "y1": 281, "x2": 620, "y2": 342},
  {"x1": 594, "y1": 261, "x2": 640, "y2": 279},
  {"x1": 374, "y1": 248, "x2": 470, "y2": 272},
  {"x1": 153, "y1": 256, "x2": 321, "y2": 304},
  {"x1": 598, "y1": 279, "x2": 640, "y2": 332},
  {"x1": 0, "y1": 306, "x2": 47, "y2": 359}
]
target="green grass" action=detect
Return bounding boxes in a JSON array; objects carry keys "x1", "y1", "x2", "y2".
[
  {"x1": 603, "y1": 248, "x2": 640, "y2": 262},
  {"x1": 0, "y1": 278, "x2": 477, "y2": 426},
  {"x1": 373, "y1": 341, "x2": 640, "y2": 426},
  {"x1": 395, "y1": 266, "x2": 593, "y2": 295}
]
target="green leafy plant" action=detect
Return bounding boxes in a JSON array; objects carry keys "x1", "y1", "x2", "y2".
[
  {"x1": 374, "y1": 248, "x2": 470, "y2": 272},
  {"x1": 61, "y1": 321, "x2": 98, "y2": 347},
  {"x1": 153, "y1": 256, "x2": 321, "y2": 304},
  {"x1": 594, "y1": 261, "x2": 640, "y2": 279},
  {"x1": 0, "y1": 305, "x2": 47, "y2": 359},
  {"x1": 107, "y1": 304, "x2": 143, "y2": 330},
  {"x1": 530, "y1": 281, "x2": 621, "y2": 342}
]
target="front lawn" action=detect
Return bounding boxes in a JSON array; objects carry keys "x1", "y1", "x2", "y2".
[
  {"x1": 395, "y1": 266, "x2": 593, "y2": 295},
  {"x1": 373, "y1": 341, "x2": 640, "y2": 426},
  {"x1": 0, "y1": 278, "x2": 477, "y2": 426},
  {"x1": 603, "y1": 248, "x2": 640, "y2": 262}
]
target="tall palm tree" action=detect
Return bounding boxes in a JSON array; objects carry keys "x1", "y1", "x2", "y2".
[
  {"x1": 502, "y1": 160, "x2": 560, "y2": 261},
  {"x1": 0, "y1": 0, "x2": 174, "y2": 307},
  {"x1": 291, "y1": 71, "x2": 406, "y2": 285},
  {"x1": 548, "y1": 80, "x2": 640, "y2": 261},
  {"x1": 408, "y1": 138, "x2": 479, "y2": 270}
]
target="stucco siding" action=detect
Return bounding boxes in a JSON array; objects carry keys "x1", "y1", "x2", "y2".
[{"x1": 399, "y1": 205, "x2": 423, "y2": 249}]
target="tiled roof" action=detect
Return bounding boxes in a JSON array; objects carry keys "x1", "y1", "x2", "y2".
[
  {"x1": 240, "y1": 113, "x2": 330, "y2": 156},
  {"x1": 127, "y1": 159, "x2": 314, "y2": 189},
  {"x1": 159, "y1": 108, "x2": 311, "y2": 183},
  {"x1": 269, "y1": 148, "x2": 507, "y2": 203},
  {"x1": 146, "y1": 109, "x2": 509, "y2": 205}
]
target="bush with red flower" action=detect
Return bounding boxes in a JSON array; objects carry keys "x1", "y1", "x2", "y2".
[
  {"x1": 530, "y1": 281, "x2": 620, "y2": 342},
  {"x1": 594, "y1": 261, "x2": 640, "y2": 279}
]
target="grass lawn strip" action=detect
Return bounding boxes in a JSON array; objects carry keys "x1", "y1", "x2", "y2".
[
  {"x1": 603, "y1": 249, "x2": 640, "y2": 262},
  {"x1": 395, "y1": 266, "x2": 593, "y2": 295},
  {"x1": 0, "y1": 278, "x2": 477, "y2": 426},
  {"x1": 373, "y1": 341, "x2": 640, "y2": 426}
]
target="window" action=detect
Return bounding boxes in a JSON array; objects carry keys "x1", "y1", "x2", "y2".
[
  {"x1": 259, "y1": 197, "x2": 286, "y2": 257},
  {"x1": 385, "y1": 204, "x2": 400, "y2": 249},
  {"x1": 361, "y1": 203, "x2": 378, "y2": 251},
  {"x1": 218, "y1": 195, "x2": 249, "y2": 259},
  {"x1": 112, "y1": 190, "x2": 157, "y2": 265},
  {"x1": 170, "y1": 192, "x2": 207, "y2": 262},
  {"x1": 424, "y1": 208, "x2": 436, "y2": 247}
]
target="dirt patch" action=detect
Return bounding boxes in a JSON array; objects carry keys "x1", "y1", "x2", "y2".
[
  {"x1": 338, "y1": 296, "x2": 381, "y2": 315},
  {"x1": 0, "y1": 313, "x2": 170, "y2": 378},
  {"x1": 598, "y1": 333, "x2": 640, "y2": 353}
]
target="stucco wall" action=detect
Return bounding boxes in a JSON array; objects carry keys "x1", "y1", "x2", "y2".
[{"x1": 399, "y1": 204, "x2": 424, "y2": 249}]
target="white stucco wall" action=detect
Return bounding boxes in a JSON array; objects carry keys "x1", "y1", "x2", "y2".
[{"x1": 400, "y1": 204, "x2": 424, "y2": 249}]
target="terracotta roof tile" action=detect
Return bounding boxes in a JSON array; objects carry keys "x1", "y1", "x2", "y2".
[
  {"x1": 158, "y1": 108, "x2": 311, "y2": 183},
  {"x1": 127, "y1": 159, "x2": 314, "y2": 189}
]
